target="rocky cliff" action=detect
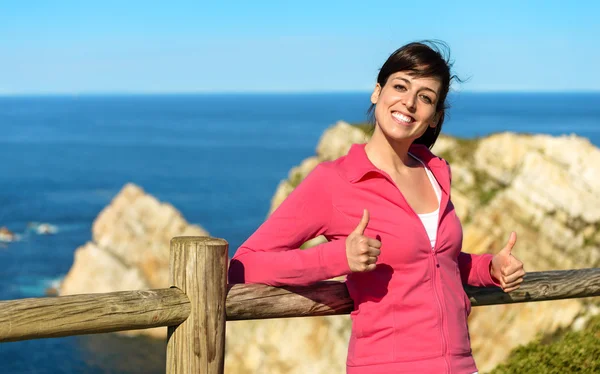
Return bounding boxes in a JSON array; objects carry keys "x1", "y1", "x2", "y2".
[
  {"x1": 59, "y1": 183, "x2": 209, "y2": 337},
  {"x1": 232, "y1": 121, "x2": 600, "y2": 373}
]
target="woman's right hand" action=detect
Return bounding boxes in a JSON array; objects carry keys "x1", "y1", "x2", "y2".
[{"x1": 346, "y1": 209, "x2": 381, "y2": 272}]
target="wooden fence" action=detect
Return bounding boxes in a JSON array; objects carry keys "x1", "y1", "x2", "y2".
[{"x1": 1, "y1": 236, "x2": 600, "y2": 373}]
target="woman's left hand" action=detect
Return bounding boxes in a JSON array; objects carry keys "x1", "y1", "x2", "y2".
[{"x1": 490, "y1": 231, "x2": 526, "y2": 293}]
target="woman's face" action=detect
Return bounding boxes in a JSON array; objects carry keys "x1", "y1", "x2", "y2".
[{"x1": 371, "y1": 71, "x2": 442, "y2": 143}]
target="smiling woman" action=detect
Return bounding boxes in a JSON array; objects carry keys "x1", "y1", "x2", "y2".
[
  {"x1": 228, "y1": 40, "x2": 526, "y2": 374},
  {"x1": 366, "y1": 41, "x2": 458, "y2": 150}
]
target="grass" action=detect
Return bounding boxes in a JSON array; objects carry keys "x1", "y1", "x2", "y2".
[
  {"x1": 289, "y1": 169, "x2": 305, "y2": 189},
  {"x1": 489, "y1": 313, "x2": 600, "y2": 373},
  {"x1": 437, "y1": 136, "x2": 479, "y2": 165},
  {"x1": 352, "y1": 122, "x2": 374, "y2": 137}
]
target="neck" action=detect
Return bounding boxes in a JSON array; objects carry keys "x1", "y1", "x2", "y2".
[{"x1": 364, "y1": 126, "x2": 418, "y2": 174}]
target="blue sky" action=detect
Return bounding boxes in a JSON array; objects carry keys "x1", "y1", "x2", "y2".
[{"x1": 1, "y1": 1, "x2": 598, "y2": 94}]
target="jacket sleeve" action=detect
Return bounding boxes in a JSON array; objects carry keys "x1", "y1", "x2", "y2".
[
  {"x1": 458, "y1": 252, "x2": 501, "y2": 287},
  {"x1": 228, "y1": 163, "x2": 351, "y2": 287}
]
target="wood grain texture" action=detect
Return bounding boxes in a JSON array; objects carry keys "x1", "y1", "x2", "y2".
[
  {"x1": 226, "y1": 281, "x2": 354, "y2": 320},
  {"x1": 0, "y1": 288, "x2": 190, "y2": 342},
  {"x1": 167, "y1": 236, "x2": 228, "y2": 374},
  {"x1": 226, "y1": 268, "x2": 600, "y2": 320},
  {"x1": 465, "y1": 268, "x2": 600, "y2": 307}
]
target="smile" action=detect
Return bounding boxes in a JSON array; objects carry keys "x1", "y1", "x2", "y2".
[{"x1": 391, "y1": 111, "x2": 414, "y2": 125}]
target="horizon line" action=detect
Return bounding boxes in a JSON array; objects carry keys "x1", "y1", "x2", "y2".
[{"x1": 1, "y1": 89, "x2": 600, "y2": 97}]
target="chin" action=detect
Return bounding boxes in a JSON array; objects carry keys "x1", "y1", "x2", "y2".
[{"x1": 378, "y1": 121, "x2": 420, "y2": 142}]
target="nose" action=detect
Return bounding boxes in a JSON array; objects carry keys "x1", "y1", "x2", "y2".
[{"x1": 402, "y1": 92, "x2": 417, "y2": 112}]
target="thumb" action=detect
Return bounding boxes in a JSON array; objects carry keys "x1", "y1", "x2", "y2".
[
  {"x1": 352, "y1": 209, "x2": 370, "y2": 235},
  {"x1": 501, "y1": 231, "x2": 517, "y2": 257}
]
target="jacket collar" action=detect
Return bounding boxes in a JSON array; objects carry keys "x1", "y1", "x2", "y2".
[{"x1": 341, "y1": 142, "x2": 450, "y2": 195}]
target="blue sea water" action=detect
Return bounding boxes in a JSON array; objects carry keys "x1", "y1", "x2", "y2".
[{"x1": 0, "y1": 92, "x2": 598, "y2": 373}]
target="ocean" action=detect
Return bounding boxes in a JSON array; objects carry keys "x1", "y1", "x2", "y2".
[{"x1": 0, "y1": 92, "x2": 599, "y2": 373}]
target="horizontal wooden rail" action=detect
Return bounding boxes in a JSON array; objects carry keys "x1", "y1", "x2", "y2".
[
  {"x1": 465, "y1": 268, "x2": 600, "y2": 306},
  {"x1": 0, "y1": 288, "x2": 190, "y2": 343},
  {"x1": 226, "y1": 280, "x2": 353, "y2": 320},
  {"x1": 226, "y1": 268, "x2": 600, "y2": 320},
  {"x1": 1, "y1": 268, "x2": 599, "y2": 342}
]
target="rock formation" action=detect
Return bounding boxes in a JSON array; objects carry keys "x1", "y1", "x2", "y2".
[
  {"x1": 59, "y1": 183, "x2": 209, "y2": 337},
  {"x1": 0, "y1": 226, "x2": 17, "y2": 242}
]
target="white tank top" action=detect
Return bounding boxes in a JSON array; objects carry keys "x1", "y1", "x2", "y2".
[{"x1": 408, "y1": 152, "x2": 442, "y2": 250}]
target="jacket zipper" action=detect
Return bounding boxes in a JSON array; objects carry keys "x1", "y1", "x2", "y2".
[
  {"x1": 428, "y1": 192, "x2": 451, "y2": 373},
  {"x1": 402, "y1": 202, "x2": 452, "y2": 373},
  {"x1": 380, "y1": 167, "x2": 452, "y2": 373},
  {"x1": 413, "y1": 212, "x2": 451, "y2": 373},
  {"x1": 431, "y1": 249, "x2": 451, "y2": 374}
]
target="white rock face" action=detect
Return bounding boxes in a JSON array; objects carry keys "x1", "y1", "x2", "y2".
[
  {"x1": 225, "y1": 316, "x2": 350, "y2": 374},
  {"x1": 316, "y1": 121, "x2": 369, "y2": 161},
  {"x1": 59, "y1": 183, "x2": 208, "y2": 337},
  {"x1": 63, "y1": 241, "x2": 148, "y2": 294}
]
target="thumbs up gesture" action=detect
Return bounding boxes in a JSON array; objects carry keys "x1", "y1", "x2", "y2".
[
  {"x1": 346, "y1": 209, "x2": 382, "y2": 272},
  {"x1": 490, "y1": 231, "x2": 526, "y2": 293}
]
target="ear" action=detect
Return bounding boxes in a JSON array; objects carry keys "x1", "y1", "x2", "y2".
[{"x1": 370, "y1": 84, "x2": 381, "y2": 105}]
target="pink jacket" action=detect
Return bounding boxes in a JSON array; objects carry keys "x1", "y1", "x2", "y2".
[{"x1": 229, "y1": 143, "x2": 500, "y2": 374}]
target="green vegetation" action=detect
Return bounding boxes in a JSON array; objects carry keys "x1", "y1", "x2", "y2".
[
  {"x1": 582, "y1": 222, "x2": 600, "y2": 249},
  {"x1": 478, "y1": 187, "x2": 502, "y2": 206},
  {"x1": 471, "y1": 169, "x2": 505, "y2": 207},
  {"x1": 352, "y1": 122, "x2": 374, "y2": 137},
  {"x1": 489, "y1": 313, "x2": 600, "y2": 374},
  {"x1": 437, "y1": 136, "x2": 479, "y2": 165},
  {"x1": 289, "y1": 169, "x2": 304, "y2": 189}
]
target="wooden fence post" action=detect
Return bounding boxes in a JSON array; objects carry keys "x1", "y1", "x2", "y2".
[{"x1": 167, "y1": 236, "x2": 228, "y2": 374}]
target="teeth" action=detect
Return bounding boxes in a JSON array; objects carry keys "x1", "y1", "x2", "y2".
[{"x1": 392, "y1": 112, "x2": 413, "y2": 123}]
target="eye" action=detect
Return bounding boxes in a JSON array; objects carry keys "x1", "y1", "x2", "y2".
[
  {"x1": 393, "y1": 84, "x2": 407, "y2": 91},
  {"x1": 420, "y1": 94, "x2": 433, "y2": 104}
]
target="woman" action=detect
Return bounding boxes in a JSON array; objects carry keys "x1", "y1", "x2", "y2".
[{"x1": 229, "y1": 41, "x2": 526, "y2": 374}]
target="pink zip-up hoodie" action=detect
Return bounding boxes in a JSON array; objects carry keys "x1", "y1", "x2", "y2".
[{"x1": 229, "y1": 143, "x2": 500, "y2": 374}]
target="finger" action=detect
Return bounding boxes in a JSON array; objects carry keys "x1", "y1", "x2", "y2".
[
  {"x1": 501, "y1": 264, "x2": 520, "y2": 277},
  {"x1": 512, "y1": 261, "x2": 525, "y2": 274},
  {"x1": 502, "y1": 231, "x2": 517, "y2": 256},
  {"x1": 503, "y1": 278, "x2": 524, "y2": 289},
  {"x1": 367, "y1": 256, "x2": 378, "y2": 265},
  {"x1": 506, "y1": 260, "x2": 524, "y2": 273},
  {"x1": 502, "y1": 261, "x2": 524, "y2": 276},
  {"x1": 504, "y1": 269, "x2": 525, "y2": 284},
  {"x1": 357, "y1": 243, "x2": 370, "y2": 254},
  {"x1": 503, "y1": 285, "x2": 521, "y2": 293},
  {"x1": 357, "y1": 262, "x2": 375, "y2": 272},
  {"x1": 352, "y1": 209, "x2": 370, "y2": 235},
  {"x1": 364, "y1": 263, "x2": 377, "y2": 272},
  {"x1": 367, "y1": 247, "x2": 381, "y2": 257},
  {"x1": 366, "y1": 237, "x2": 382, "y2": 248}
]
